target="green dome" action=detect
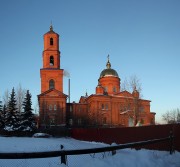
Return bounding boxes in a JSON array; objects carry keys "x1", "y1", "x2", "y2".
[
  {"x1": 99, "y1": 55, "x2": 119, "y2": 78},
  {"x1": 100, "y1": 68, "x2": 119, "y2": 78}
]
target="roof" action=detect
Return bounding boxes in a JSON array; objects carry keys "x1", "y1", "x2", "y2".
[
  {"x1": 44, "y1": 24, "x2": 59, "y2": 36},
  {"x1": 100, "y1": 68, "x2": 119, "y2": 78},
  {"x1": 38, "y1": 88, "x2": 67, "y2": 98}
]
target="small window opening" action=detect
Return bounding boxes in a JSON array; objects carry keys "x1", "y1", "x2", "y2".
[
  {"x1": 50, "y1": 56, "x2": 54, "y2": 66},
  {"x1": 102, "y1": 104, "x2": 104, "y2": 110},
  {"x1": 54, "y1": 105, "x2": 57, "y2": 111},
  {"x1": 49, "y1": 79, "x2": 55, "y2": 89},
  {"x1": 50, "y1": 38, "x2": 53, "y2": 45},
  {"x1": 49, "y1": 105, "x2": 52, "y2": 111},
  {"x1": 113, "y1": 87, "x2": 116, "y2": 93}
]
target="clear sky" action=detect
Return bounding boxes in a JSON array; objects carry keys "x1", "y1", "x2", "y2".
[{"x1": 0, "y1": 0, "x2": 180, "y2": 123}]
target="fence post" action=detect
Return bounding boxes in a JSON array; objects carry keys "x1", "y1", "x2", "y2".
[
  {"x1": 61, "y1": 154, "x2": 66, "y2": 165},
  {"x1": 169, "y1": 130, "x2": 174, "y2": 154},
  {"x1": 60, "y1": 145, "x2": 67, "y2": 165}
]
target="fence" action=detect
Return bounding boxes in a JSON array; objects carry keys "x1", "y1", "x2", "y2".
[
  {"x1": 71, "y1": 124, "x2": 180, "y2": 151},
  {"x1": 0, "y1": 132, "x2": 174, "y2": 165}
]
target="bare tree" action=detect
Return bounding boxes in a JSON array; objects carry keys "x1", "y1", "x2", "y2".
[
  {"x1": 3, "y1": 89, "x2": 9, "y2": 106},
  {"x1": 16, "y1": 84, "x2": 26, "y2": 113},
  {"x1": 120, "y1": 75, "x2": 143, "y2": 126},
  {"x1": 33, "y1": 99, "x2": 39, "y2": 115},
  {"x1": 121, "y1": 77, "x2": 130, "y2": 92},
  {"x1": 129, "y1": 75, "x2": 142, "y2": 96},
  {"x1": 121, "y1": 75, "x2": 142, "y2": 97},
  {"x1": 162, "y1": 108, "x2": 180, "y2": 124}
]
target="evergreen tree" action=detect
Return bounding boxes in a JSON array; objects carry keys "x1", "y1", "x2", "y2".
[
  {"x1": 21, "y1": 90, "x2": 36, "y2": 131},
  {"x1": 5, "y1": 87, "x2": 19, "y2": 131},
  {"x1": 1, "y1": 105, "x2": 7, "y2": 129},
  {"x1": 0, "y1": 99, "x2": 3, "y2": 128}
]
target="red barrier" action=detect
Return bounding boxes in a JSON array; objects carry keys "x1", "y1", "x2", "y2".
[{"x1": 71, "y1": 124, "x2": 180, "y2": 151}]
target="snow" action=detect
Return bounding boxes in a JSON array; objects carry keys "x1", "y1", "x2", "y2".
[
  {"x1": 119, "y1": 110, "x2": 131, "y2": 114},
  {"x1": 0, "y1": 136, "x2": 179, "y2": 167}
]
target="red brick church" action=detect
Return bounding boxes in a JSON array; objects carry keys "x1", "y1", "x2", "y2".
[{"x1": 38, "y1": 26, "x2": 155, "y2": 128}]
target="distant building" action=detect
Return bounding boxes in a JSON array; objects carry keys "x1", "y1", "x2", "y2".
[{"x1": 38, "y1": 26, "x2": 156, "y2": 128}]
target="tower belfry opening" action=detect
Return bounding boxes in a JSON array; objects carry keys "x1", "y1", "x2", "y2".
[
  {"x1": 50, "y1": 38, "x2": 53, "y2": 45},
  {"x1": 50, "y1": 56, "x2": 54, "y2": 66},
  {"x1": 49, "y1": 79, "x2": 55, "y2": 89}
]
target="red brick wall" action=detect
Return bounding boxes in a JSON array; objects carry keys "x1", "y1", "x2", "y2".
[{"x1": 71, "y1": 124, "x2": 180, "y2": 151}]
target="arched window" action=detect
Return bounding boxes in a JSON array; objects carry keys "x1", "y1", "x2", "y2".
[
  {"x1": 113, "y1": 87, "x2": 116, "y2": 93},
  {"x1": 49, "y1": 79, "x2": 55, "y2": 89},
  {"x1": 50, "y1": 38, "x2": 53, "y2": 45},
  {"x1": 50, "y1": 56, "x2": 54, "y2": 66},
  {"x1": 101, "y1": 104, "x2": 104, "y2": 110},
  {"x1": 49, "y1": 104, "x2": 52, "y2": 111},
  {"x1": 104, "y1": 87, "x2": 108, "y2": 92}
]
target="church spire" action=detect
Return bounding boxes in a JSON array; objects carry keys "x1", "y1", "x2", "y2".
[{"x1": 106, "y1": 54, "x2": 111, "y2": 69}]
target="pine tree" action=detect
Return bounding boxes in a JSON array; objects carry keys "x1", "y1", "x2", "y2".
[
  {"x1": 0, "y1": 99, "x2": 3, "y2": 128},
  {"x1": 5, "y1": 87, "x2": 19, "y2": 131},
  {"x1": 1, "y1": 105, "x2": 7, "y2": 129},
  {"x1": 21, "y1": 90, "x2": 36, "y2": 131}
]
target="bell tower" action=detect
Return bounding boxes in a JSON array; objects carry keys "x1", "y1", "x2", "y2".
[
  {"x1": 38, "y1": 25, "x2": 67, "y2": 127},
  {"x1": 40, "y1": 24, "x2": 63, "y2": 93}
]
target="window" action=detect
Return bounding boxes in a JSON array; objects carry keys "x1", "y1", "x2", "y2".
[
  {"x1": 104, "y1": 87, "x2": 108, "y2": 92},
  {"x1": 50, "y1": 56, "x2": 54, "y2": 66},
  {"x1": 101, "y1": 104, "x2": 104, "y2": 110},
  {"x1": 50, "y1": 38, "x2": 53, "y2": 45},
  {"x1": 49, "y1": 79, "x2": 55, "y2": 89},
  {"x1": 113, "y1": 87, "x2": 116, "y2": 93},
  {"x1": 54, "y1": 105, "x2": 57, "y2": 111},
  {"x1": 69, "y1": 119, "x2": 73, "y2": 125},
  {"x1": 49, "y1": 105, "x2": 52, "y2": 111}
]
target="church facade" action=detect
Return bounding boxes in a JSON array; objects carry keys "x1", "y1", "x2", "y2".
[{"x1": 38, "y1": 26, "x2": 156, "y2": 128}]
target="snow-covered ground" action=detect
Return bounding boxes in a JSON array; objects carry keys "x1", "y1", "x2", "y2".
[{"x1": 0, "y1": 136, "x2": 179, "y2": 167}]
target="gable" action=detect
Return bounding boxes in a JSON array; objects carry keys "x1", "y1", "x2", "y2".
[{"x1": 38, "y1": 89, "x2": 67, "y2": 98}]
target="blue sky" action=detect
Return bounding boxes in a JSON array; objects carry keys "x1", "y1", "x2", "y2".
[{"x1": 0, "y1": 0, "x2": 180, "y2": 123}]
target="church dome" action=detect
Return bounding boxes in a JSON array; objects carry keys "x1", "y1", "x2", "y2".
[
  {"x1": 100, "y1": 68, "x2": 119, "y2": 78},
  {"x1": 99, "y1": 56, "x2": 119, "y2": 78}
]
